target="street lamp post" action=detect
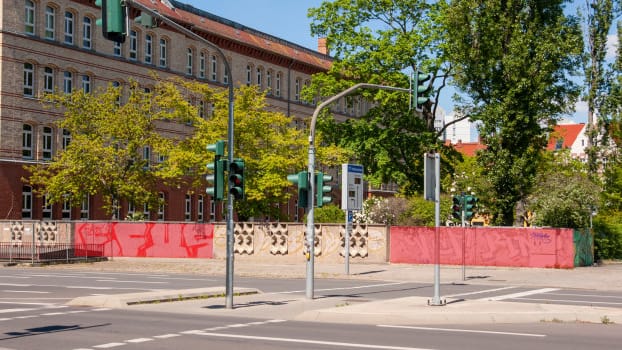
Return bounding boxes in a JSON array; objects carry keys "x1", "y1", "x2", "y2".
[{"x1": 125, "y1": 0, "x2": 237, "y2": 309}]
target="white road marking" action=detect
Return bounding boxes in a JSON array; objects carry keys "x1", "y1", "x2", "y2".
[
  {"x1": 195, "y1": 332, "x2": 435, "y2": 350},
  {"x1": 41, "y1": 312, "x2": 66, "y2": 316},
  {"x1": 446, "y1": 286, "x2": 516, "y2": 298},
  {"x1": 93, "y1": 343, "x2": 126, "y2": 348},
  {"x1": 517, "y1": 297, "x2": 622, "y2": 305},
  {"x1": 0, "y1": 308, "x2": 35, "y2": 313},
  {"x1": 2, "y1": 290, "x2": 50, "y2": 294},
  {"x1": 377, "y1": 325, "x2": 546, "y2": 338},
  {"x1": 0, "y1": 283, "x2": 31, "y2": 287},
  {"x1": 153, "y1": 334, "x2": 181, "y2": 339},
  {"x1": 180, "y1": 330, "x2": 204, "y2": 335},
  {"x1": 95, "y1": 280, "x2": 167, "y2": 284},
  {"x1": 226, "y1": 323, "x2": 249, "y2": 328},
  {"x1": 125, "y1": 338, "x2": 152, "y2": 343},
  {"x1": 484, "y1": 288, "x2": 559, "y2": 301},
  {"x1": 547, "y1": 292, "x2": 622, "y2": 299}
]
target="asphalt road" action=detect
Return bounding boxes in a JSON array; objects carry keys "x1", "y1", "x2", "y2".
[{"x1": 2, "y1": 267, "x2": 622, "y2": 349}]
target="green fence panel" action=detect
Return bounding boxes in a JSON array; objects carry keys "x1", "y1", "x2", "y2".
[{"x1": 574, "y1": 228, "x2": 594, "y2": 266}]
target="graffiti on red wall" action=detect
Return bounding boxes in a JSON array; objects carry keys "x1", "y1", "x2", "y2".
[
  {"x1": 390, "y1": 227, "x2": 574, "y2": 268},
  {"x1": 74, "y1": 222, "x2": 214, "y2": 258}
]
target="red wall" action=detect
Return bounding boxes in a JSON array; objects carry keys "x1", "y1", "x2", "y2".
[
  {"x1": 74, "y1": 222, "x2": 214, "y2": 258},
  {"x1": 390, "y1": 227, "x2": 575, "y2": 268}
]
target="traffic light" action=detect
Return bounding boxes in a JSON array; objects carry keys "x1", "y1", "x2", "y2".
[
  {"x1": 413, "y1": 71, "x2": 432, "y2": 112},
  {"x1": 95, "y1": 0, "x2": 127, "y2": 43},
  {"x1": 287, "y1": 171, "x2": 309, "y2": 208},
  {"x1": 315, "y1": 172, "x2": 333, "y2": 208},
  {"x1": 206, "y1": 141, "x2": 225, "y2": 201},
  {"x1": 464, "y1": 195, "x2": 478, "y2": 221},
  {"x1": 229, "y1": 158, "x2": 245, "y2": 200},
  {"x1": 135, "y1": 12, "x2": 157, "y2": 28},
  {"x1": 452, "y1": 195, "x2": 462, "y2": 220}
]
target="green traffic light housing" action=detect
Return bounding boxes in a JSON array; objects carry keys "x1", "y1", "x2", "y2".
[
  {"x1": 464, "y1": 195, "x2": 478, "y2": 221},
  {"x1": 315, "y1": 172, "x2": 333, "y2": 208},
  {"x1": 452, "y1": 195, "x2": 462, "y2": 220},
  {"x1": 206, "y1": 140, "x2": 226, "y2": 201},
  {"x1": 413, "y1": 71, "x2": 432, "y2": 112},
  {"x1": 287, "y1": 171, "x2": 309, "y2": 208},
  {"x1": 95, "y1": 0, "x2": 127, "y2": 43},
  {"x1": 229, "y1": 158, "x2": 245, "y2": 200}
]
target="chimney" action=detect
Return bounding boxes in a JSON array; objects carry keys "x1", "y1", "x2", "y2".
[{"x1": 318, "y1": 37, "x2": 329, "y2": 55}]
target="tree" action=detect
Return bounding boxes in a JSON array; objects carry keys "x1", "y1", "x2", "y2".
[
  {"x1": 442, "y1": 0, "x2": 583, "y2": 225},
  {"x1": 308, "y1": 0, "x2": 462, "y2": 194},
  {"x1": 526, "y1": 150, "x2": 600, "y2": 228},
  {"x1": 26, "y1": 80, "x2": 193, "y2": 218},
  {"x1": 165, "y1": 82, "x2": 350, "y2": 220}
]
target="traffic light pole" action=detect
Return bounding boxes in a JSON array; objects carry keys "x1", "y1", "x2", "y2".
[
  {"x1": 308, "y1": 83, "x2": 409, "y2": 299},
  {"x1": 125, "y1": 0, "x2": 236, "y2": 309}
]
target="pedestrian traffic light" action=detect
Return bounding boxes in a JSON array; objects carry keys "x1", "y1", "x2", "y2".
[
  {"x1": 95, "y1": 0, "x2": 127, "y2": 43},
  {"x1": 413, "y1": 71, "x2": 432, "y2": 112},
  {"x1": 206, "y1": 141, "x2": 225, "y2": 201},
  {"x1": 315, "y1": 172, "x2": 333, "y2": 208},
  {"x1": 287, "y1": 171, "x2": 309, "y2": 208},
  {"x1": 229, "y1": 158, "x2": 245, "y2": 200},
  {"x1": 464, "y1": 195, "x2": 478, "y2": 221},
  {"x1": 452, "y1": 195, "x2": 462, "y2": 220}
]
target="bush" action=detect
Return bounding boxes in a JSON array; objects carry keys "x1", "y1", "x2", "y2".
[
  {"x1": 593, "y1": 213, "x2": 622, "y2": 261},
  {"x1": 310, "y1": 204, "x2": 345, "y2": 223}
]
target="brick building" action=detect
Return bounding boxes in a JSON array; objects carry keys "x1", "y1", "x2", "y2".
[{"x1": 1, "y1": 0, "x2": 367, "y2": 222}]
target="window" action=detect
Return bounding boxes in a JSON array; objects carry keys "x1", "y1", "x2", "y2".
[
  {"x1": 186, "y1": 48, "x2": 193, "y2": 75},
  {"x1": 42, "y1": 194, "x2": 53, "y2": 220},
  {"x1": 159, "y1": 38, "x2": 167, "y2": 67},
  {"x1": 62, "y1": 196, "x2": 71, "y2": 220},
  {"x1": 256, "y1": 67, "x2": 262, "y2": 87},
  {"x1": 42, "y1": 126, "x2": 53, "y2": 160},
  {"x1": 210, "y1": 199, "x2": 215, "y2": 222},
  {"x1": 25, "y1": 0, "x2": 35, "y2": 34},
  {"x1": 112, "y1": 81, "x2": 121, "y2": 104},
  {"x1": 185, "y1": 194, "x2": 191, "y2": 221},
  {"x1": 62, "y1": 129, "x2": 71, "y2": 149},
  {"x1": 81, "y1": 75, "x2": 91, "y2": 93},
  {"x1": 197, "y1": 195, "x2": 204, "y2": 222},
  {"x1": 82, "y1": 17, "x2": 92, "y2": 49},
  {"x1": 145, "y1": 34, "x2": 153, "y2": 64},
  {"x1": 223, "y1": 62, "x2": 229, "y2": 84},
  {"x1": 211, "y1": 55, "x2": 218, "y2": 81},
  {"x1": 63, "y1": 71, "x2": 73, "y2": 93},
  {"x1": 80, "y1": 195, "x2": 89, "y2": 220},
  {"x1": 275, "y1": 73, "x2": 281, "y2": 97},
  {"x1": 113, "y1": 41, "x2": 122, "y2": 57},
  {"x1": 143, "y1": 203, "x2": 150, "y2": 220},
  {"x1": 295, "y1": 78, "x2": 300, "y2": 101},
  {"x1": 23, "y1": 62, "x2": 34, "y2": 97},
  {"x1": 45, "y1": 6, "x2": 55, "y2": 40},
  {"x1": 127, "y1": 201, "x2": 135, "y2": 217},
  {"x1": 64, "y1": 11, "x2": 74, "y2": 44},
  {"x1": 266, "y1": 71, "x2": 272, "y2": 94},
  {"x1": 129, "y1": 30, "x2": 138, "y2": 60},
  {"x1": 43, "y1": 67, "x2": 54, "y2": 93},
  {"x1": 22, "y1": 124, "x2": 33, "y2": 159},
  {"x1": 246, "y1": 65, "x2": 252, "y2": 86},
  {"x1": 22, "y1": 186, "x2": 32, "y2": 219},
  {"x1": 142, "y1": 146, "x2": 151, "y2": 169},
  {"x1": 199, "y1": 52, "x2": 205, "y2": 78},
  {"x1": 157, "y1": 192, "x2": 165, "y2": 221}
]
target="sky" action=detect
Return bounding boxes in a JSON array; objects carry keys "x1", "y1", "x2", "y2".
[{"x1": 181, "y1": 0, "x2": 620, "y2": 125}]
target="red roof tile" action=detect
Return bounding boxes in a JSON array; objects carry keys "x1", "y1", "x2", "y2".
[{"x1": 546, "y1": 124, "x2": 585, "y2": 151}]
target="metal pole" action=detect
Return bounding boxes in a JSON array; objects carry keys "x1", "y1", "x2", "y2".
[
  {"x1": 307, "y1": 83, "x2": 409, "y2": 299},
  {"x1": 345, "y1": 210, "x2": 351, "y2": 275},
  {"x1": 430, "y1": 153, "x2": 444, "y2": 306},
  {"x1": 461, "y1": 193, "x2": 466, "y2": 281},
  {"x1": 125, "y1": 1, "x2": 236, "y2": 309}
]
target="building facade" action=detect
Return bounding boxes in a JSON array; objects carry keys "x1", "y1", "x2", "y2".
[{"x1": 1, "y1": 0, "x2": 369, "y2": 222}]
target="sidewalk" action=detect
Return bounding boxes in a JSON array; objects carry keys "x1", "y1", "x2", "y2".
[{"x1": 53, "y1": 257, "x2": 622, "y2": 325}]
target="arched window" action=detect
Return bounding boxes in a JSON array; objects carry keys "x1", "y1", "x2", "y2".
[
  {"x1": 159, "y1": 38, "x2": 168, "y2": 67},
  {"x1": 82, "y1": 17, "x2": 92, "y2": 49},
  {"x1": 64, "y1": 11, "x2": 74, "y2": 44},
  {"x1": 22, "y1": 124, "x2": 33, "y2": 159},
  {"x1": 25, "y1": 0, "x2": 35, "y2": 34},
  {"x1": 45, "y1": 6, "x2": 55, "y2": 40},
  {"x1": 129, "y1": 30, "x2": 138, "y2": 60},
  {"x1": 23, "y1": 62, "x2": 34, "y2": 97},
  {"x1": 186, "y1": 48, "x2": 193, "y2": 75},
  {"x1": 22, "y1": 186, "x2": 33, "y2": 219},
  {"x1": 145, "y1": 34, "x2": 153, "y2": 64},
  {"x1": 43, "y1": 67, "x2": 54, "y2": 93},
  {"x1": 42, "y1": 126, "x2": 53, "y2": 160}
]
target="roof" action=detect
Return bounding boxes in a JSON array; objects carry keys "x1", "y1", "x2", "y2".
[
  {"x1": 446, "y1": 140, "x2": 486, "y2": 157},
  {"x1": 134, "y1": 0, "x2": 333, "y2": 72},
  {"x1": 546, "y1": 124, "x2": 585, "y2": 151}
]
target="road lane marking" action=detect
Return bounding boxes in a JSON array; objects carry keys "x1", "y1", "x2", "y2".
[
  {"x1": 125, "y1": 338, "x2": 152, "y2": 343},
  {"x1": 516, "y1": 297, "x2": 622, "y2": 305},
  {"x1": 93, "y1": 343, "x2": 125, "y2": 348},
  {"x1": 95, "y1": 280, "x2": 167, "y2": 284},
  {"x1": 277, "y1": 282, "x2": 408, "y2": 294},
  {"x1": 377, "y1": 325, "x2": 546, "y2": 338},
  {"x1": 546, "y1": 292, "x2": 622, "y2": 299},
  {"x1": 153, "y1": 334, "x2": 180, "y2": 339},
  {"x1": 195, "y1": 332, "x2": 436, "y2": 350},
  {"x1": 484, "y1": 288, "x2": 559, "y2": 301},
  {"x1": 446, "y1": 286, "x2": 516, "y2": 298},
  {"x1": 2, "y1": 290, "x2": 50, "y2": 293}
]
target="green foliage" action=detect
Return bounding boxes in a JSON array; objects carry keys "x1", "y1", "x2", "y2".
[
  {"x1": 442, "y1": 0, "x2": 583, "y2": 225},
  {"x1": 312, "y1": 204, "x2": 345, "y2": 224},
  {"x1": 526, "y1": 151, "x2": 599, "y2": 228},
  {"x1": 26, "y1": 80, "x2": 190, "y2": 217},
  {"x1": 593, "y1": 213, "x2": 622, "y2": 260}
]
